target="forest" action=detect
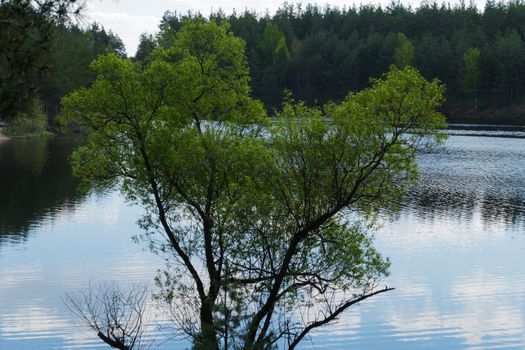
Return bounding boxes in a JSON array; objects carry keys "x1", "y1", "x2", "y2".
[
  {"x1": 3, "y1": 1, "x2": 525, "y2": 127},
  {"x1": 0, "y1": 0, "x2": 125, "y2": 132},
  {"x1": 194, "y1": 0, "x2": 525, "y2": 124}
]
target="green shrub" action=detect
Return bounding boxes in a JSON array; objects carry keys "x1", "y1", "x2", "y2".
[{"x1": 5, "y1": 97, "x2": 52, "y2": 137}]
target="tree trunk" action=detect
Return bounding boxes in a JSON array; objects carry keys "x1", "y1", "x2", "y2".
[{"x1": 197, "y1": 300, "x2": 219, "y2": 350}]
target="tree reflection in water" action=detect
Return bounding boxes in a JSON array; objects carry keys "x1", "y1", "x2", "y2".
[{"x1": 0, "y1": 137, "x2": 87, "y2": 245}]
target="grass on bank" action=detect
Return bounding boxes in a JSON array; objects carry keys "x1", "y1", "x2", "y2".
[{"x1": 3, "y1": 97, "x2": 53, "y2": 138}]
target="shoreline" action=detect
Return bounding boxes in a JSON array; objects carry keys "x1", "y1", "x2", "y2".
[
  {"x1": 0, "y1": 127, "x2": 9, "y2": 142},
  {"x1": 443, "y1": 103, "x2": 525, "y2": 126}
]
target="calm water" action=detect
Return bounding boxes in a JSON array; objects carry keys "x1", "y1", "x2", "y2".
[{"x1": 1, "y1": 126, "x2": 524, "y2": 349}]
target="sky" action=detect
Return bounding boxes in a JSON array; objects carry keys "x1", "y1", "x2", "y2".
[{"x1": 85, "y1": 0, "x2": 486, "y2": 56}]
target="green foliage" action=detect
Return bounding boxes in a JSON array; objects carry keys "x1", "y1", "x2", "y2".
[
  {"x1": 89, "y1": 23, "x2": 127, "y2": 58},
  {"x1": 39, "y1": 23, "x2": 127, "y2": 122},
  {"x1": 257, "y1": 23, "x2": 288, "y2": 66},
  {"x1": 5, "y1": 96, "x2": 51, "y2": 137},
  {"x1": 254, "y1": 22, "x2": 290, "y2": 106},
  {"x1": 158, "y1": 2, "x2": 525, "y2": 121},
  {"x1": 134, "y1": 33, "x2": 158, "y2": 63},
  {"x1": 0, "y1": 0, "x2": 126, "y2": 131},
  {"x1": 394, "y1": 33, "x2": 414, "y2": 68},
  {"x1": 0, "y1": 0, "x2": 82, "y2": 120},
  {"x1": 62, "y1": 20, "x2": 445, "y2": 350},
  {"x1": 462, "y1": 47, "x2": 481, "y2": 110},
  {"x1": 415, "y1": 33, "x2": 455, "y2": 84},
  {"x1": 493, "y1": 30, "x2": 525, "y2": 102},
  {"x1": 463, "y1": 47, "x2": 481, "y2": 88}
]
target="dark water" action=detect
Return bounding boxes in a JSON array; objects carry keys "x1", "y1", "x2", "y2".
[
  {"x1": 0, "y1": 138, "x2": 83, "y2": 245},
  {"x1": 1, "y1": 126, "x2": 524, "y2": 349}
]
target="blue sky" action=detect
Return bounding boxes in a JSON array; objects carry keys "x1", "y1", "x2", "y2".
[{"x1": 85, "y1": 0, "x2": 487, "y2": 56}]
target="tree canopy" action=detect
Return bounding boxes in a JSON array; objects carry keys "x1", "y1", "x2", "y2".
[
  {"x1": 6, "y1": 1, "x2": 525, "y2": 126},
  {"x1": 157, "y1": 1, "x2": 525, "y2": 122},
  {"x1": 0, "y1": 0, "x2": 83, "y2": 119},
  {"x1": 61, "y1": 19, "x2": 446, "y2": 349}
]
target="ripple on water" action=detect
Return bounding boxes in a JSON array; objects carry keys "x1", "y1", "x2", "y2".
[{"x1": 1, "y1": 131, "x2": 525, "y2": 349}]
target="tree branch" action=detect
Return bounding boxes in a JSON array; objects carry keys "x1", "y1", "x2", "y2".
[{"x1": 289, "y1": 287, "x2": 395, "y2": 349}]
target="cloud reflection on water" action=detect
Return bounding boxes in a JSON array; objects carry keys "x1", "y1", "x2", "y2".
[{"x1": 1, "y1": 130, "x2": 525, "y2": 349}]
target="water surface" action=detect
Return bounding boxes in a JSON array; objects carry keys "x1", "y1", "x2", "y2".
[{"x1": 1, "y1": 126, "x2": 524, "y2": 349}]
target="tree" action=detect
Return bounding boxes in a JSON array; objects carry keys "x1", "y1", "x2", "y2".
[
  {"x1": 414, "y1": 32, "x2": 456, "y2": 86},
  {"x1": 152, "y1": 3, "x2": 525, "y2": 120},
  {"x1": 462, "y1": 47, "x2": 481, "y2": 111},
  {"x1": 256, "y1": 22, "x2": 290, "y2": 106},
  {"x1": 0, "y1": 0, "x2": 83, "y2": 120},
  {"x1": 394, "y1": 32, "x2": 414, "y2": 68},
  {"x1": 64, "y1": 283, "x2": 152, "y2": 350},
  {"x1": 288, "y1": 31, "x2": 353, "y2": 103},
  {"x1": 356, "y1": 32, "x2": 397, "y2": 88},
  {"x1": 134, "y1": 33, "x2": 158, "y2": 63},
  {"x1": 494, "y1": 30, "x2": 525, "y2": 103},
  {"x1": 34, "y1": 23, "x2": 127, "y2": 123},
  {"x1": 61, "y1": 20, "x2": 446, "y2": 350},
  {"x1": 90, "y1": 22, "x2": 127, "y2": 58},
  {"x1": 39, "y1": 25, "x2": 96, "y2": 119}
]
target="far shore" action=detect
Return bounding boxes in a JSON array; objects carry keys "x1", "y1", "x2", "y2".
[{"x1": 0, "y1": 127, "x2": 10, "y2": 142}]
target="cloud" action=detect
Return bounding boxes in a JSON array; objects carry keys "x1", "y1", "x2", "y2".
[
  {"x1": 385, "y1": 272, "x2": 525, "y2": 347},
  {"x1": 85, "y1": 10, "x2": 160, "y2": 56}
]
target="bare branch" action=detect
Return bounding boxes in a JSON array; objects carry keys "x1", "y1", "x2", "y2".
[{"x1": 64, "y1": 282, "x2": 154, "y2": 350}]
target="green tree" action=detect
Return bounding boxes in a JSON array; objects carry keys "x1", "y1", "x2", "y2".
[
  {"x1": 394, "y1": 32, "x2": 414, "y2": 68},
  {"x1": 289, "y1": 31, "x2": 353, "y2": 103},
  {"x1": 151, "y1": 2, "x2": 525, "y2": 120},
  {"x1": 40, "y1": 25, "x2": 96, "y2": 119},
  {"x1": 61, "y1": 21, "x2": 446, "y2": 350},
  {"x1": 414, "y1": 33, "x2": 456, "y2": 85},
  {"x1": 356, "y1": 32, "x2": 397, "y2": 87},
  {"x1": 0, "y1": 0, "x2": 82, "y2": 120},
  {"x1": 494, "y1": 30, "x2": 525, "y2": 102},
  {"x1": 32, "y1": 23, "x2": 127, "y2": 124},
  {"x1": 134, "y1": 33, "x2": 157, "y2": 63},
  {"x1": 89, "y1": 23, "x2": 127, "y2": 58},
  {"x1": 256, "y1": 22, "x2": 290, "y2": 105},
  {"x1": 462, "y1": 47, "x2": 481, "y2": 111}
]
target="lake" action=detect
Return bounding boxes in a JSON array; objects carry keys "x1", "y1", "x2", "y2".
[{"x1": 1, "y1": 126, "x2": 524, "y2": 349}]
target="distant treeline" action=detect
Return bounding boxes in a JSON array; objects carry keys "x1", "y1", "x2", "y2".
[
  {"x1": 39, "y1": 24, "x2": 126, "y2": 122},
  {"x1": 1, "y1": 20, "x2": 125, "y2": 124},
  {"x1": 5, "y1": 1, "x2": 525, "y2": 125},
  {"x1": 0, "y1": 0, "x2": 125, "y2": 123},
  {"x1": 148, "y1": 1, "x2": 525, "y2": 123}
]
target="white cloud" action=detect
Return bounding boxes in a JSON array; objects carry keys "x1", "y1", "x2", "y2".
[
  {"x1": 85, "y1": 10, "x2": 160, "y2": 56},
  {"x1": 385, "y1": 272, "x2": 525, "y2": 347}
]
